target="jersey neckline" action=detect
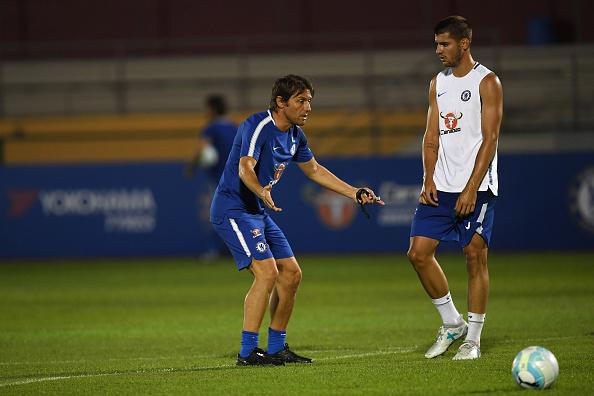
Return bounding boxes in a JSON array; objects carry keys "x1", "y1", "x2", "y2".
[
  {"x1": 450, "y1": 61, "x2": 479, "y2": 79},
  {"x1": 267, "y1": 109, "x2": 295, "y2": 134}
]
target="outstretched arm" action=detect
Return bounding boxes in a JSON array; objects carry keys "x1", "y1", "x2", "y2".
[
  {"x1": 455, "y1": 73, "x2": 503, "y2": 217},
  {"x1": 297, "y1": 157, "x2": 384, "y2": 205},
  {"x1": 420, "y1": 76, "x2": 440, "y2": 206},
  {"x1": 238, "y1": 156, "x2": 282, "y2": 212}
]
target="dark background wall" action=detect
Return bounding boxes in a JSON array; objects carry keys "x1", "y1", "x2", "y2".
[{"x1": 1, "y1": 0, "x2": 592, "y2": 55}]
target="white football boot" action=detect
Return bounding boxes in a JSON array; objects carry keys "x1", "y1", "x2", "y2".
[
  {"x1": 452, "y1": 340, "x2": 481, "y2": 360},
  {"x1": 424, "y1": 321, "x2": 468, "y2": 358}
]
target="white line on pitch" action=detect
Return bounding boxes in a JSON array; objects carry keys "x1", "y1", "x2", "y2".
[
  {"x1": 0, "y1": 334, "x2": 582, "y2": 367},
  {"x1": 0, "y1": 334, "x2": 584, "y2": 387},
  {"x1": 0, "y1": 348, "x2": 416, "y2": 388},
  {"x1": 0, "y1": 355, "x2": 218, "y2": 366},
  {"x1": 0, "y1": 348, "x2": 390, "y2": 367}
]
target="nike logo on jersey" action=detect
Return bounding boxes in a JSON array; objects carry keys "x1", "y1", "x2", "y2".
[
  {"x1": 273, "y1": 146, "x2": 281, "y2": 151},
  {"x1": 437, "y1": 92, "x2": 447, "y2": 97},
  {"x1": 465, "y1": 222, "x2": 471, "y2": 230}
]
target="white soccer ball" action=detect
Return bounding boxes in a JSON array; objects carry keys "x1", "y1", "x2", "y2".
[
  {"x1": 199, "y1": 144, "x2": 219, "y2": 167},
  {"x1": 512, "y1": 346, "x2": 559, "y2": 390}
]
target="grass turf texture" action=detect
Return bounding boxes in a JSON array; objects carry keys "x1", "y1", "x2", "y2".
[{"x1": 0, "y1": 253, "x2": 593, "y2": 395}]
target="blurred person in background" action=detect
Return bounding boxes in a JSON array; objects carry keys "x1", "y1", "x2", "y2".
[
  {"x1": 407, "y1": 16, "x2": 503, "y2": 360},
  {"x1": 187, "y1": 94, "x2": 237, "y2": 259},
  {"x1": 186, "y1": 94, "x2": 236, "y2": 183},
  {"x1": 210, "y1": 75, "x2": 384, "y2": 366}
]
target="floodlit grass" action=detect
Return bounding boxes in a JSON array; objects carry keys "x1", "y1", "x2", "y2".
[{"x1": 1, "y1": 253, "x2": 593, "y2": 394}]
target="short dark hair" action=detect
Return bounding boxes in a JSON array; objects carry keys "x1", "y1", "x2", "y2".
[
  {"x1": 434, "y1": 15, "x2": 472, "y2": 41},
  {"x1": 269, "y1": 75, "x2": 314, "y2": 111},
  {"x1": 206, "y1": 94, "x2": 227, "y2": 116}
]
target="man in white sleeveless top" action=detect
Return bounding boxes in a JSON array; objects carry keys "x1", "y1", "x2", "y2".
[{"x1": 408, "y1": 16, "x2": 503, "y2": 360}]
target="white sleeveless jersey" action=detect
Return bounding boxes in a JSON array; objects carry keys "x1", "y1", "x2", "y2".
[{"x1": 434, "y1": 62, "x2": 498, "y2": 195}]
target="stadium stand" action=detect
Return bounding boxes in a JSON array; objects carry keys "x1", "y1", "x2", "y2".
[
  {"x1": 0, "y1": 45, "x2": 592, "y2": 163},
  {"x1": 0, "y1": 109, "x2": 425, "y2": 163}
]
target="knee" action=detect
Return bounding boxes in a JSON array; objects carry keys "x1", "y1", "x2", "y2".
[
  {"x1": 254, "y1": 265, "x2": 279, "y2": 289},
  {"x1": 287, "y1": 266, "x2": 302, "y2": 288},
  {"x1": 465, "y1": 249, "x2": 480, "y2": 264},
  {"x1": 279, "y1": 265, "x2": 302, "y2": 290},
  {"x1": 275, "y1": 257, "x2": 303, "y2": 289},
  {"x1": 407, "y1": 248, "x2": 429, "y2": 270},
  {"x1": 465, "y1": 249, "x2": 487, "y2": 277}
]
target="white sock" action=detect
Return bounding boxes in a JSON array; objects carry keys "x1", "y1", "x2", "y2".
[
  {"x1": 431, "y1": 292, "x2": 463, "y2": 326},
  {"x1": 466, "y1": 312, "x2": 486, "y2": 345}
]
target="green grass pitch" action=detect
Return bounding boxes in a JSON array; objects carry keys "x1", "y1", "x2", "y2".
[{"x1": 1, "y1": 253, "x2": 593, "y2": 395}]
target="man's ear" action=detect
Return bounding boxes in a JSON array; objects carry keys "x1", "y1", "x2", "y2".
[
  {"x1": 460, "y1": 38, "x2": 470, "y2": 51},
  {"x1": 275, "y1": 96, "x2": 285, "y2": 109}
]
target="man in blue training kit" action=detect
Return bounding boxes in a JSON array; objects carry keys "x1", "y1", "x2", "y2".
[
  {"x1": 186, "y1": 94, "x2": 237, "y2": 258},
  {"x1": 187, "y1": 94, "x2": 237, "y2": 184},
  {"x1": 210, "y1": 75, "x2": 384, "y2": 366}
]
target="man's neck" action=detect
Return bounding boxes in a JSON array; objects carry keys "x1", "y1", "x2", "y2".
[
  {"x1": 452, "y1": 53, "x2": 475, "y2": 77},
  {"x1": 271, "y1": 110, "x2": 291, "y2": 132}
]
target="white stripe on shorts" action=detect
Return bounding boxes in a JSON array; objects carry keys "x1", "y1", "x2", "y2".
[
  {"x1": 229, "y1": 218, "x2": 251, "y2": 257},
  {"x1": 475, "y1": 203, "x2": 488, "y2": 235}
]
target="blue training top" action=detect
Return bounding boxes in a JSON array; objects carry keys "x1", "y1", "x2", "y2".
[
  {"x1": 202, "y1": 118, "x2": 237, "y2": 182},
  {"x1": 210, "y1": 110, "x2": 314, "y2": 221}
]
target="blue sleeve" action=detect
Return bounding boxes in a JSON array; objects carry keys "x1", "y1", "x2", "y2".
[
  {"x1": 239, "y1": 119, "x2": 267, "y2": 161},
  {"x1": 293, "y1": 128, "x2": 314, "y2": 163}
]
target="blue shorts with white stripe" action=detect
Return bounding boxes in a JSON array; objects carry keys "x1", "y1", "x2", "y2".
[
  {"x1": 211, "y1": 212, "x2": 294, "y2": 270},
  {"x1": 410, "y1": 190, "x2": 497, "y2": 248}
]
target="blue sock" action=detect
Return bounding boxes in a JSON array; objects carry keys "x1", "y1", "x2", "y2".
[
  {"x1": 267, "y1": 327, "x2": 286, "y2": 354},
  {"x1": 240, "y1": 331, "x2": 259, "y2": 358}
]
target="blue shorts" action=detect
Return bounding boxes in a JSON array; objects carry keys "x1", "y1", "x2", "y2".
[
  {"x1": 211, "y1": 212, "x2": 294, "y2": 270},
  {"x1": 410, "y1": 190, "x2": 497, "y2": 248}
]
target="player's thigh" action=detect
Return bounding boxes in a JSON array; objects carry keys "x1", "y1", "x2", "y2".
[
  {"x1": 211, "y1": 215, "x2": 274, "y2": 271},
  {"x1": 410, "y1": 194, "x2": 458, "y2": 242},
  {"x1": 458, "y1": 190, "x2": 497, "y2": 248},
  {"x1": 262, "y1": 215, "x2": 294, "y2": 260},
  {"x1": 408, "y1": 236, "x2": 440, "y2": 260},
  {"x1": 463, "y1": 233, "x2": 488, "y2": 268},
  {"x1": 248, "y1": 257, "x2": 279, "y2": 281}
]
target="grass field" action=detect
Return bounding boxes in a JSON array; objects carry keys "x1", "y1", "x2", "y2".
[{"x1": 1, "y1": 253, "x2": 593, "y2": 395}]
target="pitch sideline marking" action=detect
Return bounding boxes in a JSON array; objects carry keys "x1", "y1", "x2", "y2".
[
  {"x1": 0, "y1": 334, "x2": 586, "y2": 388},
  {"x1": 1, "y1": 334, "x2": 582, "y2": 367},
  {"x1": 0, "y1": 348, "x2": 417, "y2": 388},
  {"x1": 0, "y1": 349, "x2": 360, "y2": 367}
]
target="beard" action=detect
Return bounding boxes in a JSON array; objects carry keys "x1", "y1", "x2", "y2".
[
  {"x1": 445, "y1": 48, "x2": 464, "y2": 67},
  {"x1": 288, "y1": 114, "x2": 307, "y2": 126}
]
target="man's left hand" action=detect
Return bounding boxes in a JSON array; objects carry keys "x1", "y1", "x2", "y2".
[
  {"x1": 355, "y1": 188, "x2": 385, "y2": 206},
  {"x1": 455, "y1": 186, "x2": 477, "y2": 217}
]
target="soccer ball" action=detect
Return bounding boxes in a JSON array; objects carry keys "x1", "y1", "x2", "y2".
[
  {"x1": 512, "y1": 346, "x2": 559, "y2": 389},
  {"x1": 199, "y1": 144, "x2": 219, "y2": 167}
]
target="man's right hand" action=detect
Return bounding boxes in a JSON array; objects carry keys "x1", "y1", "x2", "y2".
[
  {"x1": 420, "y1": 179, "x2": 439, "y2": 206},
  {"x1": 258, "y1": 184, "x2": 282, "y2": 212}
]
